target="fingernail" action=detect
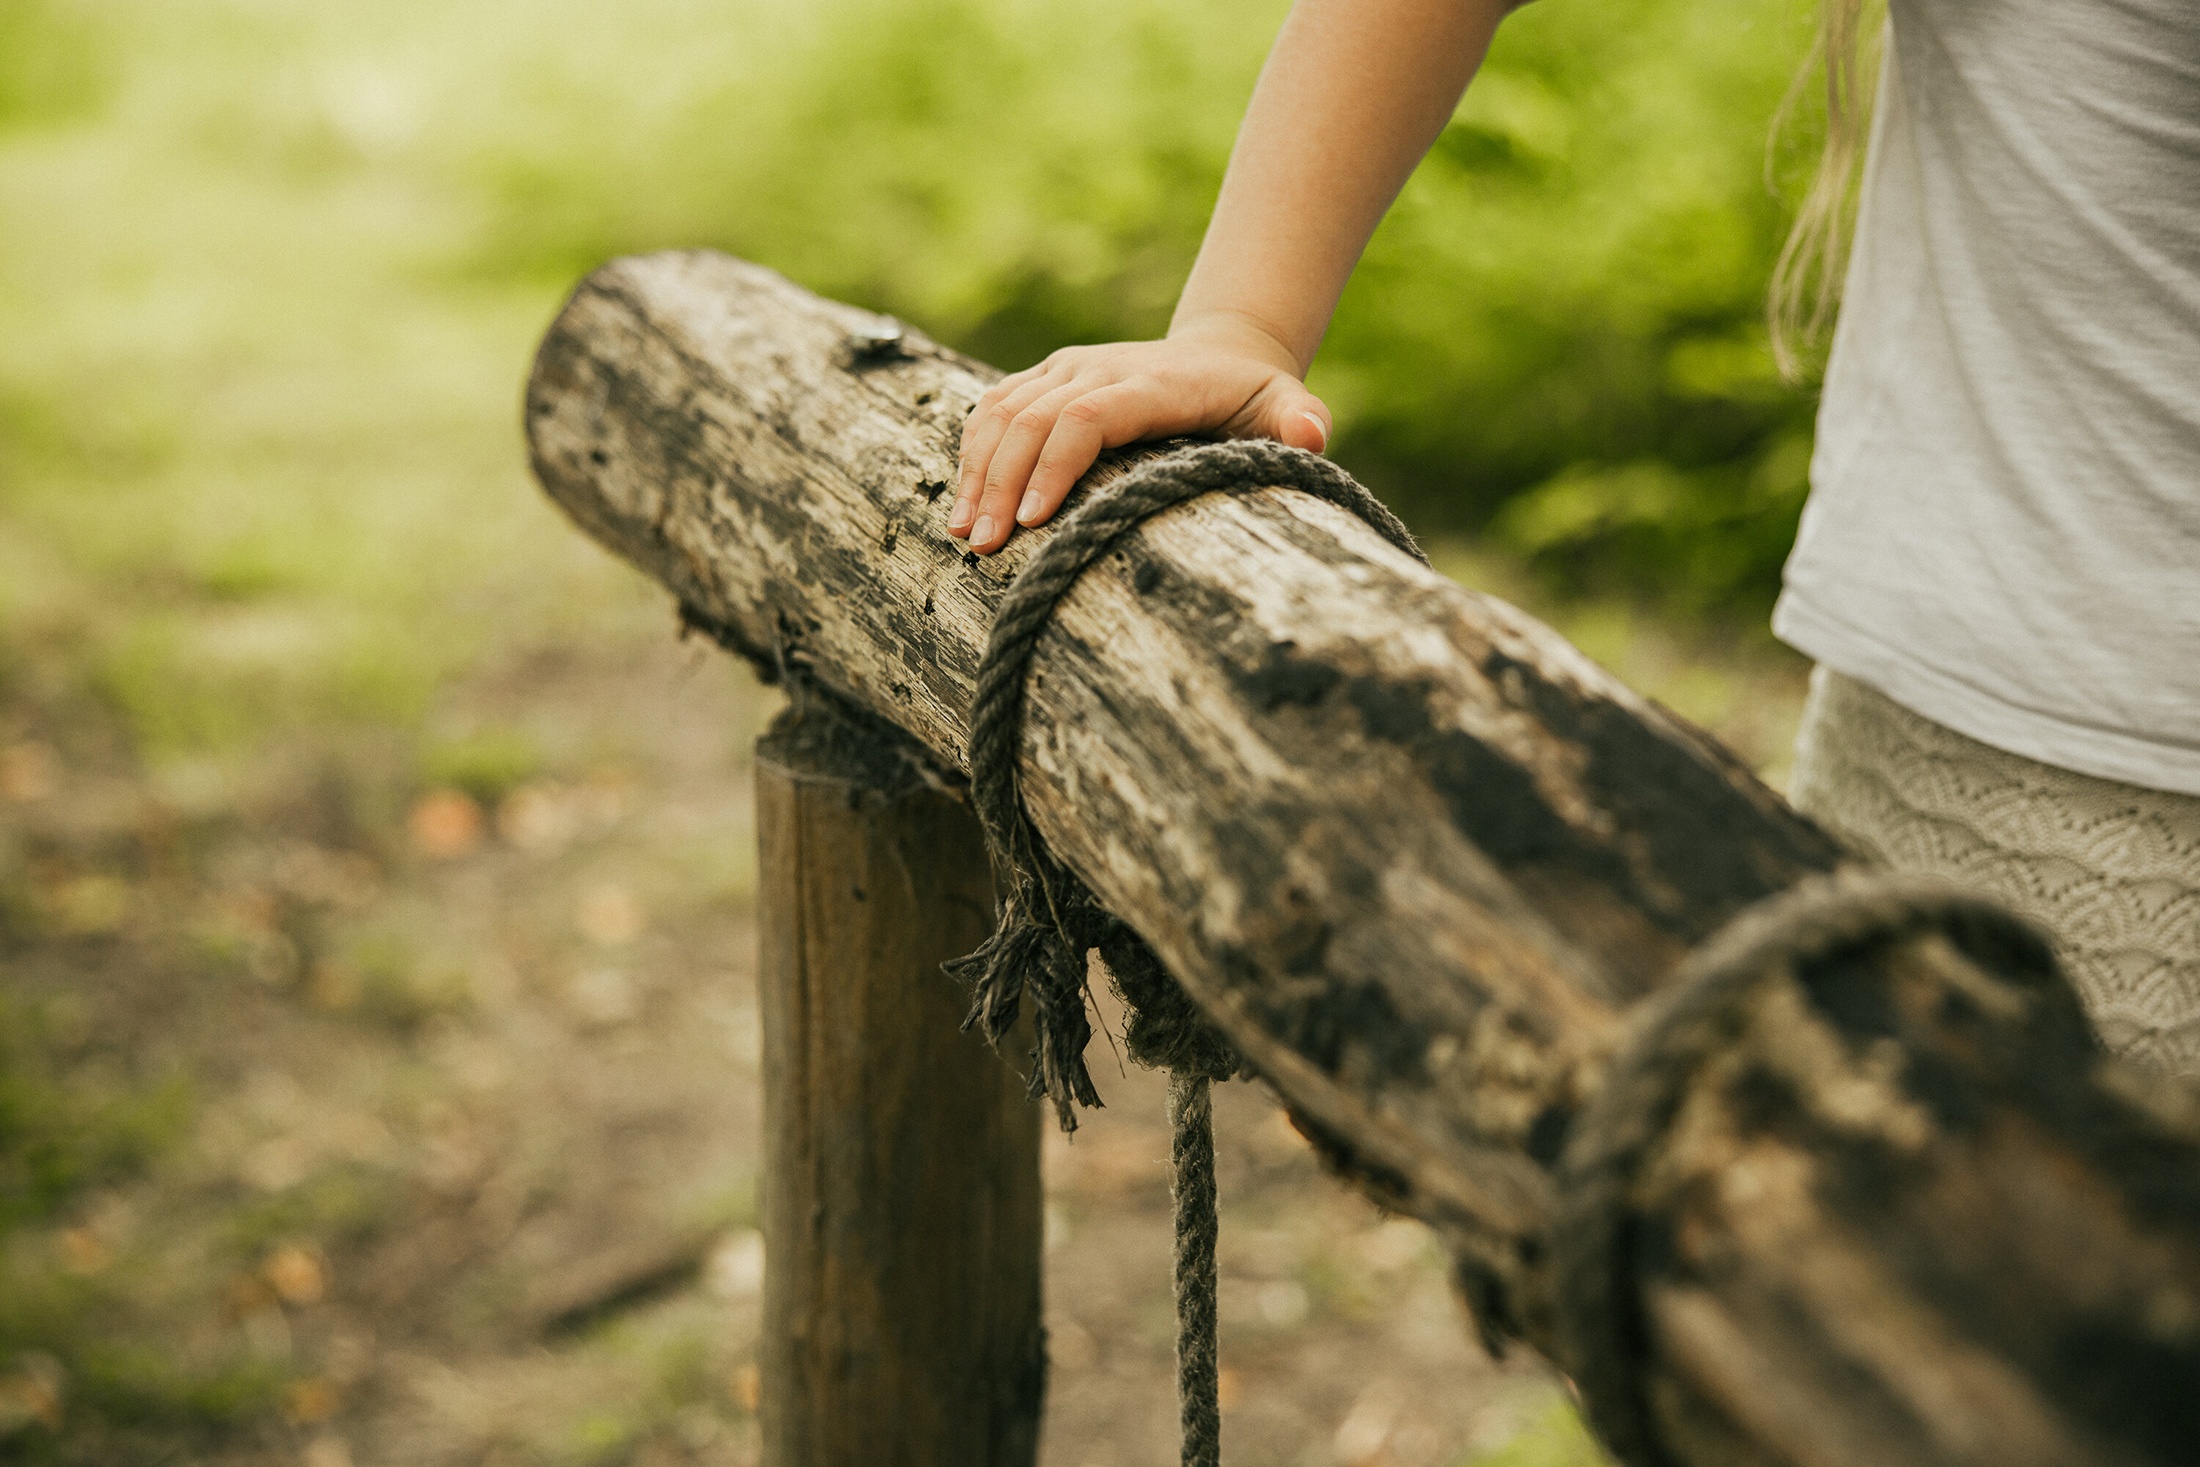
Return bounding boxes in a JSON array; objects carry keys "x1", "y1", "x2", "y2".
[
  {"x1": 972, "y1": 513, "x2": 996, "y2": 545},
  {"x1": 1017, "y1": 491, "x2": 1042, "y2": 525},
  {"x1": 948, "y1": 499, "x2": 973, "y2": 532},
  {"x1": 1301, "y1": 412, "x2": 1329, "y2": 451}
]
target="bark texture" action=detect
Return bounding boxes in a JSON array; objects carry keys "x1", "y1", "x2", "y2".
[
  {"x1": 531, "y1": 250, "x2": 2200, "y2": 1467},
  {"x1": 756, "y1": 698, "x2": 1044, "y2": 1467}
]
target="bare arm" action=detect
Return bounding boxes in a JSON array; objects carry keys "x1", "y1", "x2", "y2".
[{"x1": 951, "y1": 0, "x2": 1517, "y2": 554}]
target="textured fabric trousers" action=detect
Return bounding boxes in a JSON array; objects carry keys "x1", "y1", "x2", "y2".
[{"x1": 1789, "y1": 667, "x2": 2200, "y2": 1078}]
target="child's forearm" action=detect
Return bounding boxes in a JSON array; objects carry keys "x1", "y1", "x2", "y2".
[
  {"x1": 950, "y1": 0, "x2": 1520, "y2": 554},
  {"x1": 1172, "y1": 0, "x2": 1518, "y2": 374}
]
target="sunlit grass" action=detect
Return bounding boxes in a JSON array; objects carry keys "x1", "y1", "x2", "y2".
[
  {"x1": 0, "y1": 1, "x2": 680, "y2": 778},
  {"x1": 1460, "y1": 1401, "x2": 1610, "y2": 1467}
]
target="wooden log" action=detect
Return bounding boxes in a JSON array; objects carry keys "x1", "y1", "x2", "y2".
[
  {"x1": 525, "y1": 248, "x2": 1847, "y2": 1286},
  {"x1": 532, "y1": 249, "x2": 2200, "y2": 1467},
  {"x1": 755, "y1": 697, "x2": 1044, "y2": 1467}
]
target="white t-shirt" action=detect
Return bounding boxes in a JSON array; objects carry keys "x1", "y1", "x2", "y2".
[{"x1": 1772, "y1": 0, "x2": 2200, "y2": 795}]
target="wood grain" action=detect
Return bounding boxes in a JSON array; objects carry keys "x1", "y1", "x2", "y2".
[{"x1": 756, "y1": 699, "x2": 1043, "y2": 1467}]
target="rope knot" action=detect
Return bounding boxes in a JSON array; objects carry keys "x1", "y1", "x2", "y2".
[
  {"x1": 1548, "y1": 870, "x2": 2070, "y2": 1467},
  {"x1": 947, "y1": 437, "x2": 1425, "y2": 1122}
]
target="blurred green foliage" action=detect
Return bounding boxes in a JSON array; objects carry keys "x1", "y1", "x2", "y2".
[
  {"x1": 0, "y1": 0, "x2": 109, "y2": 131},
  {"x1": 459, "y1": 0, "x2": 1825, "y2": 612},
  {"x1": 1461, "y1": 1400, "x2": 1610, "y2": 1466},
  {"x1": 0, "y1": 0, "x2": 1822, "y2": 766}
]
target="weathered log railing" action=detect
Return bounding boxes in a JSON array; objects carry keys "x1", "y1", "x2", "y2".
[{"x1": 527, "y1": 249, "x2": 2200, "y2": 1467}]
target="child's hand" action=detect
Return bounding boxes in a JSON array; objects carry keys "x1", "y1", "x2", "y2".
[
  {"x1": 949, "y1": 314, "x2": 1332, "y2": 555},
  {"x1": 946, "y1": 0, "x2": 1515, "y2": 554}
]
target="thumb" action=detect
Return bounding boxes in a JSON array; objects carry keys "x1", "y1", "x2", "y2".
[{"x1": 1265, "y1": 388, "x2": 1332, "y2": 455}]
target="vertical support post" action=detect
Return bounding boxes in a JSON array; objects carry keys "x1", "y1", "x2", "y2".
[{"x1": 756, "y1": 699, "x2": 1045, "y2": 1467}]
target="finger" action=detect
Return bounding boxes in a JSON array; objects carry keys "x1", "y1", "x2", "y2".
[
  {"x1": 958, "y1": 364, "x2": 1047, "y2": 453},
  {"x1": 953, "y1": 366, "x2": 1070, "y2": 535},
  {"x1": 1278, "y1": 397, "x2": 1331, "y2": 454},
  {"x1": 967, "y1": 380, "x2": 1095, "y2": 553},
  {"x1": 954, "y1": 376, "x2": 1048, "y2": 534},
  {"x1": 955, "y1": 354, "x2": 1073, "y2": 488},
  {"x1": 1243, "y1": 382, "x2": 1332, "y2": 455},
  {"x1": 1015, "y1": 382, "x2": 1165, "y2": 530}
]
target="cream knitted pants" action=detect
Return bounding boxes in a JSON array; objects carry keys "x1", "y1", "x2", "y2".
[{"x1": 1789, "y1": 668, "x2": 2200, "y2": 1077}]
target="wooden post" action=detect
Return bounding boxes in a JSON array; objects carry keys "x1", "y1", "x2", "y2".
[{"x1": 755, "y1": 698, "x2": 1045, "y2": 1467}]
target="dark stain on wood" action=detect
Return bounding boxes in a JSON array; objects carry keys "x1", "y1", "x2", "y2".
[{"x1": 1235, "y1": 640, "x2": 1343, "y2": 711}]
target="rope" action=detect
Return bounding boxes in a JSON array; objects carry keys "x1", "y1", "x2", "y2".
[
  {"x1": 1547, "y1": 870, "x2": 2069, "y2": 1467},
  {"x1": 1170, "y1": 1072, "x2": 1221, "y2": 1467},
  {"x1": 944, "y1": 437, "x2": 1426, "y2": 1466}
]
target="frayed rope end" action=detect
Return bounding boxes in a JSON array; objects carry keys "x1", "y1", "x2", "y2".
[
  {"x1": 946, "y1": 889, "x2": 1239, "y2": 1132},
  {"x1": 946, "y1": 891, "x2": 1102, "y2": 1131}
]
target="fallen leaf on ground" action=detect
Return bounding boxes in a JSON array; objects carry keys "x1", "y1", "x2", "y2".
[
  {"x1": 0, "y1": 741, "x2": 57, "y2": 802},
  {"x1": 730, "y1": 1363, "x2": 761, "y2": 1414},
  {"x1": 407, "y1": 789, "x2": 483, "y2": 858},
  {"x1": 0, "y1": 1353, "x2": 65, "y2": 1435},
  {"x1": 58, "y1": 1228, "x2": 106, "y2": 1275},
  {"x1": 285, "y1": 1377, "x2": 340, "y2": 1424},
  {"x1": 264, "y1": 1245, "x2": 327, "y2": 1304},
  {"x1": 308, "y1": 962, "x2": 360, "y2": 1010}
]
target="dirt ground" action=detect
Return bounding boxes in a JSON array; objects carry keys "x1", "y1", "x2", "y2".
[{"x1": 1, "y1": 614, "x2": 1654, "y2": 1467}]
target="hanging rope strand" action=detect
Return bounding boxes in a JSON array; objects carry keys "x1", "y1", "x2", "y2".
[
  {"x1": 946, "y1": 439, "x2": 1428, "y2": 1467},
  {"x1": 1170, "y1": 1071, "x2": 1222, "y2": 1467}
]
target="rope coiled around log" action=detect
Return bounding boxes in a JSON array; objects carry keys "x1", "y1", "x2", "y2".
[
  {"x1": 1549, "y1": 870, "x2": 2072, "y2": 1467},
  {"x1": 946, "y1": 438, "x2": 1425, "y2": 1467}
]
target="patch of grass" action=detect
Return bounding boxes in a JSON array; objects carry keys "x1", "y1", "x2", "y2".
[
  {"x1": 0, "y1": 998, "x2": 248, "y2": 1446},
  {"x1": 563, "y1": 1408, "x2": 641, "y2": 1465},
  {"x1": 193, "y1": 539, "x2": 300, "y2": 603},
  {"x1": 1463, "y1": 1401, "x2": 1610, "y2": 1467},
  {"x1": 675, "y1": 1176, "x2": 758, "y2": 1235},
  {"x1": 219, "y1": 1163, "x2": 396, "y2": 1259},
  {"x1": 0, "y1": 999, "x2": 193, "y2": 1233},
  {"x1": 532, "y1": 1321, "x2": 737, "y2": 1465},
  {"x1": 646, "y1": 1328, "x2": 717, "y2": 1413},
  {"x1": 69, "y1": 1340, "x2": 292, "y2": 1428},
  {"x1": 318, "y1": 931, "x2": 472, "y2": 1033},
  {"x1": 88, "y1": 619, "x2": 258, "y2": 758},
  {"x1": 422, "y1": 727, "x2": 543, "y2": 805}
]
